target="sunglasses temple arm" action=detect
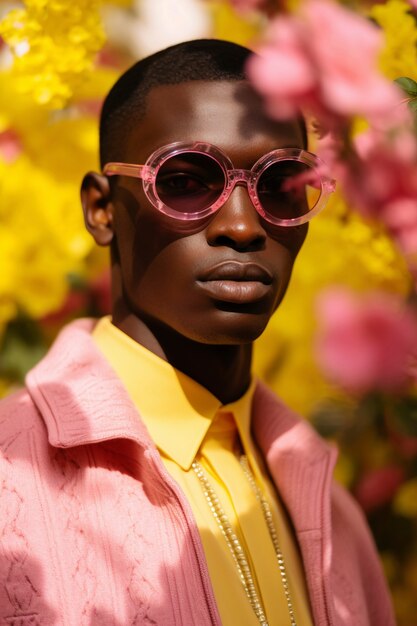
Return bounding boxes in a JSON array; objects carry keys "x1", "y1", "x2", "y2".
[{"x1": 102, "y1": 163, "x2": 147, "y2": 179}]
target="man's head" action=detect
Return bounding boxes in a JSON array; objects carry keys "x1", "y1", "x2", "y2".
[{"x1": 81, "y1": 39, "x2": 312, "y2": 351}]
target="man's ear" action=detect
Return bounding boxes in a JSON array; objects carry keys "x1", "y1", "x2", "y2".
[{"x1": 80, "y1": 172, "x2": 115, "y2": 246}]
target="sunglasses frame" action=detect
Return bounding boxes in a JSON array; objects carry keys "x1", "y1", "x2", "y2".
[{"x1": 103, "y1": 141, "x2": 336, "y2": 226}]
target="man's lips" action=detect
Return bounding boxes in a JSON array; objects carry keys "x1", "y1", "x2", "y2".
[
  {"x1": 197, "y1": 261, "x2": 273, "y2": 304},
  {"x1": 198, "y1": 261, "x2": 273, "y2": 283}
]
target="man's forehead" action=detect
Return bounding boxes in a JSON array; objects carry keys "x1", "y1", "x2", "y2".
[{"x1": 125, "y1": 80, "x2": 304, "y2": 159}]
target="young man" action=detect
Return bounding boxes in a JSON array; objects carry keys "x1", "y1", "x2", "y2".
[{"x1": 0, "y1": 40, "x2": 394, "y2": 625}]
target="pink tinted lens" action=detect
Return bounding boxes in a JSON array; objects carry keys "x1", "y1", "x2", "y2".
[
  {"x1": 155, "y1": 151, "x2": 226, "y2": 214},
  {"x1": 256, "y1": 159, "x2": 320, "y2": 220}
]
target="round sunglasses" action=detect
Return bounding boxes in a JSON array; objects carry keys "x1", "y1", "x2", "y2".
[{"x1": 103, "y1": 141, "x2": 336, "y2": 226}]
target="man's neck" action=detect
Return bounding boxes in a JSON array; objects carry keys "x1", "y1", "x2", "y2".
[{"x1": 111, "y1": 310, "x2": 252, "y2": 405}]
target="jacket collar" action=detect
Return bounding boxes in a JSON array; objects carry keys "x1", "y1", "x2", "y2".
[
  {"x1": 26, "y1": 318, "x2": 153, "y2": 450},
  {"x1": 252, "y1": 382, "x2": 337, "y2": 533}
]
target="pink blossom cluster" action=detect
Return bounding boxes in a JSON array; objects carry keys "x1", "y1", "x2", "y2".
[
  {"x1": 247, "y1": 0, "x2": 402, "y2": 125},
  {"x1": 315, "y1": 288, "x2": 417, "y2": 395},
  {"x1": 248, "y1": 0, "x2": 417, "y2": 262},
  {"x1": 333, "y1": 128, "x2": 417, "y2": 259},
  {"x1": 246, "y1": 0, "x2": 417, "y2": 396},
  {"x1": 354, "y1": 465, "x2": 405, "y2": 513}
]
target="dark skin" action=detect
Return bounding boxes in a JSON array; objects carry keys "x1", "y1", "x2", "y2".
[{"x1": 81, "y1": 80, "x2": 307, "y2": 403}]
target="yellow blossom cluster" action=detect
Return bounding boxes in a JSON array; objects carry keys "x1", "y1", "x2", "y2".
[
  {"x1": 394, "y1": 477, "x2": 417, "y2": 517},
  {"x1": 0, "y1": 102, "x2": 115, "y2": 335},
  {"x1": 0, "y1": 154, "x2": 93, "y2": 325},
  {"x1": 0, "y1": 0, "x2": 108, "y2": 109},
  {"x1": 208, "y1": 1, "x2": 263, "y2": 46},
  {"x1": 0, "y1": 3, "x2": 119, "y2": 340},
  {"x1": 371, "y1": 0, "x2": 417, "y2": 82}
]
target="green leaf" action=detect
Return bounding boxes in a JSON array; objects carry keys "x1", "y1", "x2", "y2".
[
  {"x1": 310, "y1": 398, "x2": 355, "y2": 438},
  {"x1": 0, "y1": 316, "x2": 47, "y2": 382},
  {"x1": 395, "y1": 77, "x2": 417, "y2": 97},
  {"x1": 388, "y1": 395, "x2": 417, "y2": 437},
  {"x1": 67, "y1": 272, "x2": 87, "y2": 290}
]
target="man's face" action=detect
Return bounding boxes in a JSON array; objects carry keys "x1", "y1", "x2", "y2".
[{"x1": 110, "y1": 80, "x2": 307, "y2": 345}]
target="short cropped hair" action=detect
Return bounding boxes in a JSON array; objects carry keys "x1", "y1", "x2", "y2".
[{"x1": 99, "y1": 39, "x2": 307, "y2": 168}]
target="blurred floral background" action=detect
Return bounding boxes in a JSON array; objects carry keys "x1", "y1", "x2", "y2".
[{"x1": 1, "y1": 0, "x2": 417, "y2": 622}]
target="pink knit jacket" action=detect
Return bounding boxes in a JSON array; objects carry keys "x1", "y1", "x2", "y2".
[{"x1": 0, "y1": 319, "x2": 395, "y2": 626}]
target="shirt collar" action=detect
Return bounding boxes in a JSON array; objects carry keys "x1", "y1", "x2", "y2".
[{"x1": 92, "y1": 317, "x2": 255, "y2": 470}]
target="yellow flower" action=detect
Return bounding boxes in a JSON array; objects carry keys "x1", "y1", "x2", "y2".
[
  {"x1": 370, "y1": 0, "x2": 417, "y2": 82},
  {"x1": 393, "y1": 478, "x2": 417, "y2": 518},
  {"x1": 209, "y1": 0, "x2": 263, "y2": 46},
  {"x1": 0, "y1": 230, "x2": 18, "y2": 326},
  {"x1": 0, "y1": 1, "x2": 122, "y2": 397},
  {"x1": 0, "y1": 154, "x2": 95, "y2": 319},
  {"x1": 392, "y1": 584, "x2": 417, "y2": 624},
  {"x1": 380, "y1": 552, "x2": 398, "y2": 585},
  {"x1": 0, "y1": 0, "x2": 107, "y2": 108},
  {"x1": 0, "y1": 2, "x2": 120, "y2": 330},
  {"x1": 333, "y1": 453, "x2": 355, "y2": 488},
  {"x1": 0, "y1": 378, "x2": 15, "y2": 400}
]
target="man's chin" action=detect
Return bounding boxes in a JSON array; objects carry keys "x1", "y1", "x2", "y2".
[{"x1": 194, "y1": 309, "x2": 273, "y2": 346}]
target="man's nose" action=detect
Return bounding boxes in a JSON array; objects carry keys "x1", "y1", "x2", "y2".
[{"x1": 205, "y1": 184, "x2": 267, "y2": 251}]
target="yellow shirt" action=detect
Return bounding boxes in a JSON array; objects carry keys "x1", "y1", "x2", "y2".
[{"x1": 93, "y1": 317, "x2": 313, "y2": 626}]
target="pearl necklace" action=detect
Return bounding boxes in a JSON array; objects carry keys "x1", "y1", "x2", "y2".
[{"x1": 192, "y1": 455, "x2": 297, "y2": 626}]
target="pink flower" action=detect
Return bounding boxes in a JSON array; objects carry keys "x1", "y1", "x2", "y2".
[
  {"x1": 387, "y1": 427, "x2": 417, "y2": 459},
  {"x1": 247, "y1": 0, "x2": 417, "y2": 271},
  {"x1": 354, "y1": 465, "x2": 405, "y2": 512},
  {"x1": 248, "y1": 0, "x2": 403, "y2": 124},
  {"x1": 335, "y1": 148, "x2": 417, "y2": 219},
  {"x1": 381, "y1": 199, "x2": 417, "y2": 256},
  {"x1": 323, "y1": 128, "x2": 417, "y2": 258},
  {"x1": 0, "y1": 129, "x2": 22, "y2": 163},
  {"x1": 40, "y1": 290, "x2": 88, "y2": 329},
  {"x1": 76, "y1": 99, "x2": 103, "y2": 116},
  {"x1": 315, "y1": 288, "x2": 417, "y2": 394},
  {"x1": 304, "y1": 0, "x2": 401, "y2": 120},
  {"x1": 229, "y1": 0, "x2": 268, "y2": 11},
  {"x1": 248, "y1": 18, "x2": 318, "y2": 120}
]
